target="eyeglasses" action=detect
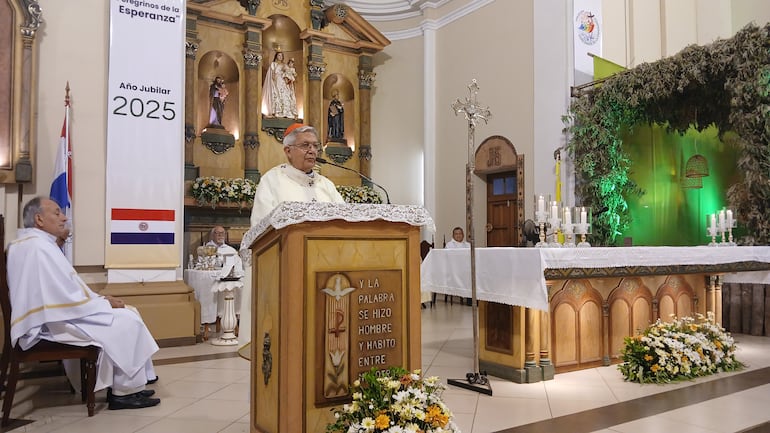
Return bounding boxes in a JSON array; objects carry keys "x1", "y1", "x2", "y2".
[{"x1": 290, "y1": 141, "x2": 322, "y2": 153}]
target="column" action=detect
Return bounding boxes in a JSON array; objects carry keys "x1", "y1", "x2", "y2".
[
  {"x1": 357, "y1": 55, "x2": 375, "y2": 178},
  {"x1": 242, "y1": 25, "x2": 263, "y2": 182},
  {"x1": 524, "y1": 308, "x2": 542, "y2": 383},
  {"x1": 305, "y1": 37, "x2": 326, "y2": 130},
  {"x1": 15, "y1": 7, "x2": 42, "y2": 182},
  {"x1": 184, "y1": 13, "x2": 200, "y2": 181},
  {"x1": 540, "y1": 282, "x2": 554, "y2": 380},
  {"x1": 714, "y1": 274, "x2": 723, "y2": 325},
  {"x1": 707, "y1": 274, "x2": 717, "y2": 317}
]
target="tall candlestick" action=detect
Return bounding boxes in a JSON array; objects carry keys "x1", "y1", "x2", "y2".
[
  {"x1": 710, "y1": 213, "x2": 717, "y2": 234},
  {"x1": 537, "y1": 195, "x2": 545, "y2": 215},
  {"x1": 718, "y1": 210, "x2": 726, "y2": 230}
]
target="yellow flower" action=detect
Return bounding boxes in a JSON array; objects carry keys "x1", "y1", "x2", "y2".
[
  {"x1": 644, "y1": 354, "x2": 653, "y2": 362},
  {"x1": 651, "y1": 364, "x2": 661, "y2": 373},
  {"x1": 375, "y1": 414, "x2": 390, "y2": 429},
  {"x1": 426, "y1": 405, "x2": 449, "y2": 427}
]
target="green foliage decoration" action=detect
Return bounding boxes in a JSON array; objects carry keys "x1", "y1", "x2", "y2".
[{"x1": 565, "y1": 23, "x2": 770, "y2": 245}]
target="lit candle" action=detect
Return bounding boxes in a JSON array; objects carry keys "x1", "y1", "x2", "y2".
[
  {"x1": 551, "y1": 202, "x2": 559, "y2": 220},
  {"x1": 580, "y1": 208, "x2": 587, "y2": 225},
  {"x1": 726, "y1": 209, "x2": 733, "y2": 228},
  {"x1": 718, "y1": 210, "x2": 725, "y2": 230},
  {"x1": 710, "y1": 213, "x2": 717, "y2": 234},
  {"x1": 537, "y1": 195, "x2": 545, "y2": 215}
]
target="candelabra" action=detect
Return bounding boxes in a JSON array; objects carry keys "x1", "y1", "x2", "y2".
[
  {"x1": 534, "y1": 194, "x2": 551, "y2": 247},
  {"x1": 562, "y1": 206, "x2": 575, "y2": 247},
  {"x1": 547, "y1": 201, "x2": 562, "y2": 248},
  {"x1": 706, "y1": 209, "x2": 736, "y2": 246},
  {"x1": 574, "y1": 206, "x2": 592, "y2": 247}
]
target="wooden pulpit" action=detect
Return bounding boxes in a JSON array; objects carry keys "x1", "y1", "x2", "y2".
[{"x1": 242, "y1": 202, "x2": 433, "y2": 433}]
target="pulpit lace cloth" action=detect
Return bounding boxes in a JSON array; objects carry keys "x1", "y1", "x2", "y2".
[
  {"x1": 421, "y1": 246, "x2": 770, "y2": 312},
  {"x1": 239, "y1": 202, "x2": 435, "y2": 266}
]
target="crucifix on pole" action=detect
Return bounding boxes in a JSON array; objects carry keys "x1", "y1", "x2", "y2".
[{"x1": 448, "y1": 79, "x2": 493, "y2": 395}]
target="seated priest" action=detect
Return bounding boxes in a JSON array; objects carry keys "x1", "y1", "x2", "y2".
[
  {"x1": 250, "y1": 123, "x2": 345, "y2": 225},
  {"x1": 7, "y1": 197, "x2": 160, "y2": 410}
]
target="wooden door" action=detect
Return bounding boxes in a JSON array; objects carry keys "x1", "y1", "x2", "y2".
[{"x1": 486, "y1": 171, "x2": 517, "y2": 247}]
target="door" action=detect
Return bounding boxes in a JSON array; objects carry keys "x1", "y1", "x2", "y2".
[{"x1": 486, "y1": 171, "x2": 517, "y2": 246}]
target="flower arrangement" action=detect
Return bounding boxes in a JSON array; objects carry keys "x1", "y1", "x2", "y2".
[
  {"x1": 326, "y1": 367, "x2": 460, "y2": 433},
  {"x1": 618, "y1": 312, "x2": 743, "y2": 383},
  {"x1": 190, "y1": 176, "x2": 257, "y2": 208},
  {"x1": 336, "y1": 185, "x2": 384, "y2": 204}
]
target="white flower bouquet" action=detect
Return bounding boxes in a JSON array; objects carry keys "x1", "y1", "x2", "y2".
[
  {"x1": 618, "y1": 312, "x2": 743, "y2": 383},
  {"x1": 190, "y1": 176, "x2": 256, "y2": 208},
  {"x1": 326, "y1": 367, "x2": 460, "y2": 433}
]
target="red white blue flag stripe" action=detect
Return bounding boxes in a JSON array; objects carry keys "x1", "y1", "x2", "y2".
[
  {"x1": 50, "y1": 98, "x2": 73, "y2": 262},
  {"x1": 110, "y1": 208, "x2": 175, "y2": 245}
]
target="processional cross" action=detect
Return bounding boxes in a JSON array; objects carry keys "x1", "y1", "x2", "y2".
[{"x1": 449, "y1": 79, "x2": 492, "y2": 394}]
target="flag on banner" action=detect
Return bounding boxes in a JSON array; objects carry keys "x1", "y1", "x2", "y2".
[
  {"x1": 50, "y1": 86, "x2": 73, "y2": 262},
  {"x1": 110, "y1": 208, "x2": 175, "y2": 245}
]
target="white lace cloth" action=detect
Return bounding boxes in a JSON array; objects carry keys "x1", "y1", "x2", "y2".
[
  {"x1": 239, "y1": 202, "x2": 435, "y2": 261},
  {"x1": 421, "y1": 246, "x2": 770, "y2": 312}
]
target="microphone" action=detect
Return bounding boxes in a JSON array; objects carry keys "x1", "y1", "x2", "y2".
[{"x1": 316, "y1": 157, "x2": 391, "y2": 204}]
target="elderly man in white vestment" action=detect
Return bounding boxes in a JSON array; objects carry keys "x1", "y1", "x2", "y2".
[
  {"x1": 7, "y1": 197, "x2": 160, "y2": 410},
  {"x1": 250, "y1": 123, "x2": 344, "y2": 225}
]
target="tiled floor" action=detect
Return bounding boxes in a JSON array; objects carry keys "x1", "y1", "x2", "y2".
[{"x1": 3, "y1": 301, "x2": 770, "y2": 433}]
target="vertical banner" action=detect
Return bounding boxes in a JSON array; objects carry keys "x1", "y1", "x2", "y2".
[
  {"x1": 106, "y1": 0, "x2": 184, "y2": 268},
  {"x1": 573, "y1": 0, "x2": 602, "y2": 85}
]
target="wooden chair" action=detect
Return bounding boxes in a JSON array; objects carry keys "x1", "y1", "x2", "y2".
[{"x1": 0, "y1": 215, "x2": 99, "y2": 426}]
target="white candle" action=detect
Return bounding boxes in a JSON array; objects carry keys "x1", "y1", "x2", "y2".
[
  {"x1": 718, "y1": 210, "x2": 725, "y2": 230},
  {"x1": 551, "y1": 203, "x2": 559, "y2": 220},
  {"x1": 537, "y1": 196, "x2": 545, "y2": 214},
  {"x1": 726, "y1": 209, "x2": 733, "y2": 228},
  {"x1": 564, "y1": 207, "x2": 572, "y2": 224},
  {"x1": 580, "y1": 209, "x2": 587, "y2": 225},
  {"x1": 710, "y1": 213, "x2": 717, "y2": 234}
]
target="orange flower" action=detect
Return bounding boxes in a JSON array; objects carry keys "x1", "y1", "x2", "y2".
[
  {"x1": 644, "y1": 354, "x2": 653, "y2": 362},
  {"x1": 651, "y1": 364, "x2": 661, "y2": 373},
  {"x1": 426, "y1": 405, "x2": 449, "y2": 427},
  {"x1": 375, "y1": 414, "x2": 390, "y2": 429}
]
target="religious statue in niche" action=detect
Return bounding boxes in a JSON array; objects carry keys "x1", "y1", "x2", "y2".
[
  {"x1": 261, "y1": 50, "x2": 298, "y2": 119},
  {"x1": 208, "y1": 76, "x2": 229, "y2": 127},
  {"x1": 327, "y1": 90, "x2": 344, "y2": 141}
]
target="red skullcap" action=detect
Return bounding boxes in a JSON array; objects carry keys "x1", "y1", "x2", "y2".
[{"x1": 284, "y1": 123, "x2": 305, "y2": 137}]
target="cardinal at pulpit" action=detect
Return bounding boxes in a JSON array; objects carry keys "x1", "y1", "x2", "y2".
[{"x1": 249, "y1": 123, "x2": 344, "y2": 225}]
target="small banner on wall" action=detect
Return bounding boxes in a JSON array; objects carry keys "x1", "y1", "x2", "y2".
[
  {"x1": 573, "y1": 0, "x2": 602, "y2": 85},
  {"x1": 105, "y1": 0, "x2": 184, "y2": 268}
]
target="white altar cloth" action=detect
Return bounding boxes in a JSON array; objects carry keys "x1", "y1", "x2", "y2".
[
  {"x1": 184, "y1": 269, "x2": 243, "y2": 324},
  {"x1": 421, "y1": 246, "x2": 770, "y2": 312}
]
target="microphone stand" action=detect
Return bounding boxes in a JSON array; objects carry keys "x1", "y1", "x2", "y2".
[{"x1": 316, "y1": 157, "x2": 391, "y2": 204}]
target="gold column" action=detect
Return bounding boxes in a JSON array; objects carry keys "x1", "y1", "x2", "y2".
[
  {"x1": 714, "y1": 274, "x2": 723, "y2": 325},
  {"x1": 707, "y1": 275, "x2": 717, "y2": 318},
  {"x1": 15, "y1": 8, "x2": 42, "y2": 182},
  {"x1": 305, "y1": 37, "x2": 326, "y2": 130},
  {"x1": 524, "y1": 307, "x2": 542, "y2": 382},
  {"x1": 540, "y1": 282, "x2": 554, "y2": 380},
  {"x1": 242, "y1": 24, "x2": 263, "y2": 182},
  {"x1": 184, "y1": 13, "x2": 200, "y2": 181},
  {"x1": 357, "y1": 55, "x2": 375, "y2": 178}
]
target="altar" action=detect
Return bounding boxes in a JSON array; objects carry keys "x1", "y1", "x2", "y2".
[{"x1": 421, "y1": 246, "x2": 770, "y2": 382}]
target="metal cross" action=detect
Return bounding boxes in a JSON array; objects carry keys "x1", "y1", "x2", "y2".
[
  {"x1": 451, "y1": 79, "x2": 492, "y2": 130},
  {"x1": 448, "y1": 80, "x2": 493, "y2": 393}
]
